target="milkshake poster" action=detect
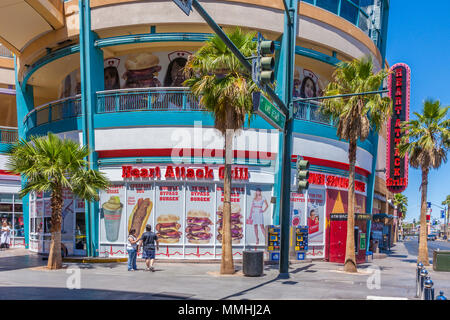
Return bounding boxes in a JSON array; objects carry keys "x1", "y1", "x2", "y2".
[
  {"x1": 155, "y1": 184, "x2": 183, "y2": 245},
  {"x1": 185, "y1": 184, "x2": 214, "y2": 245},
  {"x1": 216, "y1": 185, "x2": 245, "y2": 245},
  {"x1": 245, "y1": 185, "x2": 272, "y2": 246},
  {"x1": 99, "y1": 184, "x2": 126, "y2": 243},
  {"x1": 307, "y1": 188, "x2": 326, "y2": 244},
  {"x1": 126, "y1": 183, "x2": 154, "y2": 240}
]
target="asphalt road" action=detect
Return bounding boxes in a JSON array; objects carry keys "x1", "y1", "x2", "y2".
[{"x1": 403, "y1": 236, "x2": 450, "y2": 261}]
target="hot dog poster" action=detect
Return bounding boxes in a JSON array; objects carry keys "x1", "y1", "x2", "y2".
[
  {"x1": 99, "y1": 184, "x2": 126, "y2": 244},
  {"x1": 245, "y1": 185, "x2": 272, "y2": 246},
  {"x1": 306, "y1": 188, "x2": 325, "y2": 244},
  {"x1": 59, "y1": 50, "x2": 193, "y2": 98},
  {"x1": 155, "y1": 184, "x2": 183, "y2": 244},
  {"x1": 216, "y1": 185, "x2": 245, "y2": 245},
  {"x1": 126, "y1": 184, "x2": 154, "y2": 240},
  {"x1": 185, "y1": 184, "x2": 214, "y2": 245}
]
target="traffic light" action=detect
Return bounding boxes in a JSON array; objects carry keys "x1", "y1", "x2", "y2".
[
  {"x1": 253, "y1": 33, "x2": 275, "y2": 86},
  {"x1": 296, "y1": 157, "x2": 310, "y2": 193}
]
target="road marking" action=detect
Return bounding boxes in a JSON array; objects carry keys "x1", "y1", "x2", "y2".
[{"x1": 367, "y1": 296, "x2": 408, "y2": 300}]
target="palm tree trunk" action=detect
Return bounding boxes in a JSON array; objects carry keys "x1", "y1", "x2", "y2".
[
  {"x1": 48, "y1": 186, "x2": 63, "y2": 269},
  {"x1": 344, "y1": 138, "x2": 357, "y2": 273},
  {"x1": 220, "y1": 111, "x2": 235, "y2": 274},
  {"x1": 418, "y1": 167, "x2": 429, "y2": 265}
]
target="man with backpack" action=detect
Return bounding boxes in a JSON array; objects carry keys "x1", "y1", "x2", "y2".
[{"x1": 139, "y1": 224, "x2": 159, "y2": 272}]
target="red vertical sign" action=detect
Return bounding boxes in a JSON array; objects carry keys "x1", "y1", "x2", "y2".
[{"x1": 386, "y1": 63, "x2": 410, "y2": 193}]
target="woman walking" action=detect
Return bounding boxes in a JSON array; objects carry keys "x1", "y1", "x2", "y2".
[
  {"x1": 127, "y1": 229, "x2": 138, "y2": 271},
  {"x1": 1, "y1": 219, "x2": 11, "y2": 249}
]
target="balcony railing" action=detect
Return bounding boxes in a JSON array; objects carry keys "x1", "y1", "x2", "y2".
[
  {"x1": 293, "y1": 101, "x2": 335, "y2": 126},
  {"x1": 24, "y1": 89, "x2": 339, "y2": 132},
  {"x1": 0, "y1": 45, "x2": 13, "y2": 58},
  {"x1": 97, "y1": 87, "x2": 205, "y2": 113},
  {"x1": 24, "y1": 95, "x2": 82, "y2": 131},
  {"x1": 0, "y1": 126, "x2": 18, "y2": 144}
]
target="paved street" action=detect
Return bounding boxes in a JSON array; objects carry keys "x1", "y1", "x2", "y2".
[
  {"x1": 0, "y1": 241, "x2": 449, "y2": 300},
  {"x1": 403, "y1": 236, "x2": 450, "y2": 261}
]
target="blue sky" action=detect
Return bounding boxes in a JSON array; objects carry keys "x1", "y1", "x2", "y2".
[{"x1": 385, "y1": 1, "x2": 450, "y2": 222}]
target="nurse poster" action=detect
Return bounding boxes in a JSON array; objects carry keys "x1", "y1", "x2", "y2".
[{"x1": 307, "y1": 188, "x2": 326, "y2": 244}]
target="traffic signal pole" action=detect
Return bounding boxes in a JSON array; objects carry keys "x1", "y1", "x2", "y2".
[{"x1": 278, "y1": 0, "x2": 298, "y2": 277}]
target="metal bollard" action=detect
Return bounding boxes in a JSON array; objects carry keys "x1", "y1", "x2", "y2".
[
  {"x1": 423, "y1": 278, "x2": 434, "y2": 300},
  {"x1": 419, "y1": 268, "x2": 428, "y2": 299},
  {"x1": 416, "y1": 262, "x2": 424, "y2": 298},
  {"x1": 436, "y1": 291, "x2": 447, "y2": 300}
]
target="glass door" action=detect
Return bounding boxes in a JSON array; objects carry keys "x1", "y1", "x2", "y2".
[{"x1": 74, "y1": 211, "x2": 87, "y2": 256}]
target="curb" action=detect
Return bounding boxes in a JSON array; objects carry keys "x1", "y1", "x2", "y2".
[{"x1": 63, "y1": 257, "x2": 127, "y2": 263}]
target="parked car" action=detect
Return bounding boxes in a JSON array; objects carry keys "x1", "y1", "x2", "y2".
[{"x1": 427, "y1": 234, "x2": 437, "y2": 241}]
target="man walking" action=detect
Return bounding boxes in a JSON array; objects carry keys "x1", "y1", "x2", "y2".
[{"x1": 139, "y1": 224, "x2": 159, "y2": 272}]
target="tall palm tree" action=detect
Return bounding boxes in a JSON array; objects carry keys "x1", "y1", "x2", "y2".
[
  {"x1": 321, "y1": 56, "x2": 391, "y2": 272},
  {"x1": 399, "y1": 99, "x2": 450, "y2": 265},
  {"x1": 6, "y1": 133, "x2": 109, "y2": 269},
  {"x1": 442, "y1": 195, "x2": 450, "y2": 239},
  {"x1": 184, "y1": 28, "x2": 258, "y2": 274},
  {"x1": 393, "y1": 193, "x2": 408, "y2": 241}
]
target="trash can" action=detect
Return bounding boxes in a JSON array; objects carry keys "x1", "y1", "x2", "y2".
[
  {"x1": 433, "y1": 250, "x2": 450, "y2": 272},
  {"x1": 243, "y1": 250, "x2": 264, "y2": 277}
]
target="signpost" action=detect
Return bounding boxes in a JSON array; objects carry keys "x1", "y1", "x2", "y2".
[
  {"x1": 172, "y1": 0, "x2": 193, "y2": 15},
  {"x1": 252, "y1": 92, "x2": 285, "y2": 131}
]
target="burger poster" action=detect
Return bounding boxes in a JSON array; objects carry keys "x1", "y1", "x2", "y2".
[
  {"x1": 216, "y1": 186, "x2": 245, "y2": 245},
  {"x1": 99, "y1": 184, "x2": 126, "y2": 244},
  {"x1": 245, "y1": 185, "x2": 272, "y2": 246},
  {"x1": 155, "y1": 184, "x2": 183, "y2": 245},
  {"x1": 306, "y1": 188, "x2": 326, "y2": 245},
  {"x1": 185, "y1": 184, "x2": 214, "y2": 245},
  {"x1": 59, "y1": 50, "x2": 193, "y2": 98},
  {"x1": 126, "y1": 184, "x2": 154, "y2": 241}
]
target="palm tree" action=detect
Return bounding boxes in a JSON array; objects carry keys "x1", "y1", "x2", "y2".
[
  {"x1": 6, "y1": 133, "x2": 109, "y2": 269},
  {"x1": 442, "y1": 195, "x2": 450, "y2": 239},
  {"x1": 398, "y1": 99, "x2": 449, "y2": 265},
  {"x1": 184, "y1": 28, "x2": 258, "y2": 274},
  {"x1": 393, "y1": 193, "x2": 408, "y2": 240},
  {"x1": 320, "y1": 56, "x2": 391, "y2": 272}
]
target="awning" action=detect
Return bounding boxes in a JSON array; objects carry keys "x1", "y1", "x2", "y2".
[{"x1": 373, "y1": 213, "x2": 394, "y2": 220}]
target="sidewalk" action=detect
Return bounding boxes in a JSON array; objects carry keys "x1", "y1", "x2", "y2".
[{"x1": 0, "y1": 243, "x2": 448, "y2": 300}]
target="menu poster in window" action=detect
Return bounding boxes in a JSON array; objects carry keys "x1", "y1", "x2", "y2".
[
  {"x1": 155, "y1": 184, "x2": 183, "y2": 244},
  {"x1": 306, "y1": 188, "x2": 326, "y2": 244},
  {"x1": 75, "y1": 199, "x2": 85, "y2": 212},
  {"x1": 30, "y1": 199, "x2": 36, "y2": 218},
  {"x1": 127, "y1": 183, "x2": 154, "y2": 240},
  {"x1": 99, "y1": 184, "x2": 126, "y2": 243},
  {"x1": 43, "y1": 199, "x2": 51, "y2": 218},
  {"x1": 245, "y1": 185, "x2": 272, "y2": 246},
  {"x1": 185, "y1": 184, "x2": 214, "y2": 245},
  {"x1": 290, "y1": 192, "x2": 306, "y2": 227},
  {"x1": 36, "y1": 200, "x2": 43, "y2": 217},
  {"x1": 61, "y1": 190, "x2": 75, "y2": 241},
  {"x1": 216, "y1": 186, "x2": 245, "y2": 245}
]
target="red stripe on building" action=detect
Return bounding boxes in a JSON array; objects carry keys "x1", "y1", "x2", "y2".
[
  {"x1": 0, "y1": 169, "x2": 19, "y2": 176},
  {"x1": 96, "y1": 148, "x2": 276, "y2": 160},
  {"x1": 291, "y1": 155, "x2": 370, "y2": 177}
]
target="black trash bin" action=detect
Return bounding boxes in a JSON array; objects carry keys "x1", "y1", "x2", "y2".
[{"x1": 243, "y1": 250, "x2": 264, "y2": 277}]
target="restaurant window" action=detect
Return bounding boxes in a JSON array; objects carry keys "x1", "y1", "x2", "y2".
[
  {"x1": 340, "y1": 0, "x2": 359, "y2": 25},
  {"x1": 316, "y1": 0, "x2": 339, "y2": 15}
]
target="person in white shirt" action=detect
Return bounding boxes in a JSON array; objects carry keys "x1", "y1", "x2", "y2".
[
  {"x1": 1, "y1": 219, "x2": 11, "y2": 249},
  {"x1": 126, "y1": 229, "x2": 139, "y2": 271}
]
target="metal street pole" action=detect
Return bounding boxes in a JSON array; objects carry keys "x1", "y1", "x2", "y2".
[{"x1": 278, "y1": 0, "x2": 297, "y2": 277}]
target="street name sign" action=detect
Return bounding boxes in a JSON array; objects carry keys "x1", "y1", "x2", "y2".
[
  {"x1": 172, "y1": 0, "x2": 193, "y2": 16},
  {"x1": 253, "y1": 91, "x2": 285, "y2": 131}
]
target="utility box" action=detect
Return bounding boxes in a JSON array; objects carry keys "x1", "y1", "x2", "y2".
[{"x1": 433, "y1": 250, "x2": 450, "y2": 272}]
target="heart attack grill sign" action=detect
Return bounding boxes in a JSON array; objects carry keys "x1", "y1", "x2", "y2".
[{"x1": 386, "y1": 63, "x2": 410, "y2": 193}]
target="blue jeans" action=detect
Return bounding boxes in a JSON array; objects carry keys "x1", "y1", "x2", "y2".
[{"x1": 127, "y1": 249, "x2": 137, "y2": 270}]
